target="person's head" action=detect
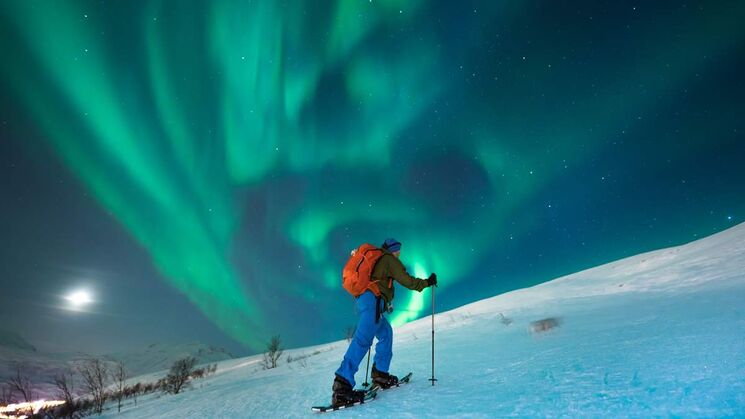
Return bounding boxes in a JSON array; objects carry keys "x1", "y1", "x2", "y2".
[{"x1": 381, "y1": 238, "x2": 401, "y2": 258}]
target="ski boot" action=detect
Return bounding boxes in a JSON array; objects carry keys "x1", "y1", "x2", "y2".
[
  {"x1": 371, "y1": 364, "x2": 399, "y2": 389},
  {"x1": 332, "y1": 374, "x2": 366, "y2": 407}
]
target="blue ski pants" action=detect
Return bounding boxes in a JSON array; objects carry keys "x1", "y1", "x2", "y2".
[{"x1": 335, "y1": 290, "x2": 393, "y2": 387}]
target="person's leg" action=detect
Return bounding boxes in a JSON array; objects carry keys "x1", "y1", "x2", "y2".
[
  {"x1": 335, "y1": 291, "x2": 377, "y2": 387},
  {"x1": 372, "y1": 315, "x2": 393, "y2": 373}
]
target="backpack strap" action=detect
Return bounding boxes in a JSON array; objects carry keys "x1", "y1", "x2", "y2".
[{"x1": 365, "y1": 248, "x2": 387, "y2": 296}]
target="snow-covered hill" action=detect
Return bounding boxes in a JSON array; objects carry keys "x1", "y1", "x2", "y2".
[
  {"x1": 107, "y1": 342, "x2": 235, "y2": 377},
  {"x1": 94, "y1": 222, "x2": 745, "y2": 418}
]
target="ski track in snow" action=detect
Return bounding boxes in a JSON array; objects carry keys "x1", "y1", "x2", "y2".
[{"x1": 100, "y1": 224, "x2": 745, "y2": 418}]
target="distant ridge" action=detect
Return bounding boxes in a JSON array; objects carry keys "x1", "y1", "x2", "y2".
[
  {"x1": 107, "y1": 342, "x2": 235, "y2": 376},
  {"x1": 0, "y1": 329, "x2": 36, "y2": 352}
]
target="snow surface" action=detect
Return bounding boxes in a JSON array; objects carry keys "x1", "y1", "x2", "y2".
[{"x1": 97, "y1": 223, "x2": 744, "y2": 417}]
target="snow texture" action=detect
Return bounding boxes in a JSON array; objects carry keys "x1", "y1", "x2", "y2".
[{"x1": 94, "y1": 223, "x2": 744, "y2": 417}]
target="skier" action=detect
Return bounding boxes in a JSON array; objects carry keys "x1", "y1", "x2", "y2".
[{"x1": 331, "y1": 238, "x2": 437, "y2": 407}]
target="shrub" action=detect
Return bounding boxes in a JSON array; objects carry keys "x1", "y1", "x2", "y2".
[
  {"x1": 262, "y1": 335, "x2": 283, "y2": 369},
  {"x1": 164, "y1": 357, "x2": 197, "y2": 394}
]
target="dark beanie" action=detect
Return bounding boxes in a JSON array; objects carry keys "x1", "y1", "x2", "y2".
[{"x1": 382, "y1": 238, "x2": 401, "y2": 252}]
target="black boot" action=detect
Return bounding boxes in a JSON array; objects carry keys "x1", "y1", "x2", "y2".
[
  {"x1": 371, "y1": 364, "x2": 398, "y2": 389},
  {"x1": 332, "y1": 375, "x2": 366, "y2": 407}
]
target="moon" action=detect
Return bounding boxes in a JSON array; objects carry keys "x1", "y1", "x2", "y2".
[{"x1": 65, "y1": 290, "x2": 93, "y2": 309}]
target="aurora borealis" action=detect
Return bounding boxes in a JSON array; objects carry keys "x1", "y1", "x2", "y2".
[{"x1": 1, "y1": 1, "x2": 744, "y2": 355}]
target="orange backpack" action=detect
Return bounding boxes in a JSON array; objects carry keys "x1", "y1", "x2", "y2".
[{"x1": 342, "y1": 243, "x2": 386, "y2": 297}]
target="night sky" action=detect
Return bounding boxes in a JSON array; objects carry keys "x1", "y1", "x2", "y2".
[{"x1": 1, "y1": 1, "x2": 743, "y2": 356}]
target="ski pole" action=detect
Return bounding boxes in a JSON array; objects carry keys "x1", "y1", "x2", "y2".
[
  {"x1": 363, "y1": 348, "x2": 371, "y2": 387},
  {"x1": 429, "y1": 283, "x2": 437, "y2": 386}
]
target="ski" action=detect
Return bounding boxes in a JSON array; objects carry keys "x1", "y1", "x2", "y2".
[
  {"x1": 311, "y1": 372, "x2": 412, "y2": 413},
  {"x1": 311, "y1": 387, "x2": 378, "y2": 413}
]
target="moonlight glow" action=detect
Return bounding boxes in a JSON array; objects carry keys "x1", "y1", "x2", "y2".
[{"x1": 65, "y1": 290, "x2": 93, "y2": 309}]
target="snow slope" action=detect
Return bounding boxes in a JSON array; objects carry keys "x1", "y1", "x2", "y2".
[{"x1": 100, "y1": 223, "x2": 745, "y2": 417}]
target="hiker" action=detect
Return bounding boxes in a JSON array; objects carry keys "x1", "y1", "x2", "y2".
[{"x1": 331, "y1": 238, "x2": 437, "y2": 407}]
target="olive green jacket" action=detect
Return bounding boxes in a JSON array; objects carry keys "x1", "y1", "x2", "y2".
[{"x1": 371, "y1": 251, "x2": 429, "y2": 303}]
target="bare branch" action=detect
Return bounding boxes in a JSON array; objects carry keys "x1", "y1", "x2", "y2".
[
  {"x1": 262, "y1": 335, "x2": 284, "y2": 369},
  {"x1": 0, "y1": 383, "x2": 13, "y2": 404},
  {"x1": 6, "y1": 365, "x2": 34, "y2": 402},
  {"x1": 77, "y1": 358, "x2": 109, "y2": 414},
  {"x1": 110, "y1": 362, "x2": 128, "y2": 413},
  {"x1": 53, "y1": 370, "x2": 75, "y2": 405},
  {"x1": 164, "y1": 357, "x2": 197, "y2": 395}
]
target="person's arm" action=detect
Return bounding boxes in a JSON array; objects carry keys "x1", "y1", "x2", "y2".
[{"x1": 387, "y1": 257, "x2": 429, "y2": 291}]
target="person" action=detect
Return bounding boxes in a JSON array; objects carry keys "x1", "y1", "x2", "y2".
[{"x1": 331, "y1": 238, "x2": 437, "y2": 407}]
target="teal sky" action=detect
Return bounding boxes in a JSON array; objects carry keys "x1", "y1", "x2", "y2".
[{"x1": 1, "y1": 0, "x2": 743, "y2": 355}]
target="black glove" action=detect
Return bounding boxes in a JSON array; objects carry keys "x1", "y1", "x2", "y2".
[{"x1": 427, "y1": 273, "x2": 438, "y2": 287}]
